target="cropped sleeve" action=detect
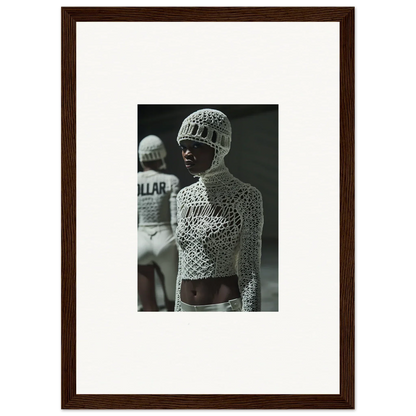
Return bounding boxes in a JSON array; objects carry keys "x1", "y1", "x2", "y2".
[
  {"x1": 169, "y1": 175, "x2": 180, "y2": 234},
  {"x1": 237, "y1": 186, "x2": 264, "y2": 311}
]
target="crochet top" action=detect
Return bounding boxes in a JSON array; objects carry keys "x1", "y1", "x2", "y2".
[
  {"x1": 174, "y1": 168, "x2": 263, "y2": 312},
  {"x1": 137, "y1": 170, "x2": 180, "y2": 231}
]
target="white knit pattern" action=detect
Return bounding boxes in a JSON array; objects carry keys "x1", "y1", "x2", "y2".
[
  {"x1": 174, "y1": 169, "x2": 263, "y2": 312},
  {"x1": 138, "y1": 135, "x2": 167, "y2": 162},
  {"x1": 137, "y1": 171, "x2": 180, "y2": 230},
  {"x1": 177, "y1": 109, "x2": 232, "y2": 174}
]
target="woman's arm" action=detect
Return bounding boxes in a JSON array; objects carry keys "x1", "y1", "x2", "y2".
[
  {"x1": 237, "y1": 186, "x2": 264, "y2": 311},
  {"x1": 174, "y1": 254, "x2": 183, "y2": 312},
  {"x1": 174, "y1": 190, "x2": 183, "y2": 312},
  {"x1": 169, "y1": 175, "x2": 180, "y2": 234}
]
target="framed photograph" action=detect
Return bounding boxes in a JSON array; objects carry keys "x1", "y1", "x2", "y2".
[{"x1": 62, "y1": 7, "x2": 354, "y2": 409}]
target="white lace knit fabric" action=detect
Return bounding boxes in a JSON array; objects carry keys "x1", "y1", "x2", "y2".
[
  {"x1": 174, "y1": 109, "x2": 264, "y2": 312},
  {"x1": 138, "y1": 135, "x2": 179, "y2": 228},
  {"x1": 137, "y1": 171, "x2": 180, "y2": 230},
  {"x1": 138, "y1": 135, "x2": 167, "y2": 170}
]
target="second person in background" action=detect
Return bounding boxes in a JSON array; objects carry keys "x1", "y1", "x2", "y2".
[{"x1": 137, "y1": 135, "x2": 180, "y2": 311}]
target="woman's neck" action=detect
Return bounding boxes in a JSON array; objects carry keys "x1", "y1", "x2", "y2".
[{"x1": 197, "y1": 161, "x2": 232, "y2": 185}]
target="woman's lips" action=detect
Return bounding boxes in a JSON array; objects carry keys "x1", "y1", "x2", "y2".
[{"x1": 185, "y1": 160, "x2": 195, "y2": 169}]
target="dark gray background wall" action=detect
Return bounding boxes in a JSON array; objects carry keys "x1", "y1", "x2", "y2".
[{"x1": 138, "y1": 105, "x2": 278, "y2": 240}]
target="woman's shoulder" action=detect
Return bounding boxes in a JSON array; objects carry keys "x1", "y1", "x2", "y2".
[
  {"x1": 228, "y1": 175, "x2": 260, "y2": 193},
  {"x1": 148, "y1": 172, "x2": 180, "y2": 187},
  {"x1": 232, "y1": 180, "x2": 262, "y2": 205},
  {"x1": 177, "y1": 182, "x2": 198, "y2": 198},
  {"x1": 138, "y1": 171, "x2": 180, "y2": 187},
  {"x1": 157, "y1": 171, "x2": 179, "y2": 181}
]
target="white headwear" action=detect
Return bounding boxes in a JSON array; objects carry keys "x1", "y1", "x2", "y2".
[
  {"x1": 138, "y1": 135, "x2": 167, "y2": 169},
  {"x1": 177, "y1": 109, "x2": 232, "y2": 175}
]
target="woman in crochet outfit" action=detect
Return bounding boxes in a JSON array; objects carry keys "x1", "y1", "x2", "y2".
[
  {"x1": 174, "y1": 109, "x2": 264, "y2": 312},
  {"x1": 138, "y1": 135, "x2": 180, "y2": 311}
]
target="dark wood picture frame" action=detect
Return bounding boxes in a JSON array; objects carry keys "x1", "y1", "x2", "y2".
[{"x1": 62, "y1": 7, "x2": 354, "y2": 409}]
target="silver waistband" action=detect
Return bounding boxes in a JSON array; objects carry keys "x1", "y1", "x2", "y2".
[{"x1": 181, "y1": 297, "x2": 242, "y2": 312}]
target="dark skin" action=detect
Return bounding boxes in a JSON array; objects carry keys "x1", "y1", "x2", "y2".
[
  {"x1": 138, "y1": 160, "x2": 174, "y2": 311},
  {"x1": 180, "y1": 275, "x2": 240, "y2": 305},
  {"x1": 179, "y1": 140, "x2": 216, "y2": 175},
  {"x1": 179, "y1": 140, "x2": 241, "y2": 305}
]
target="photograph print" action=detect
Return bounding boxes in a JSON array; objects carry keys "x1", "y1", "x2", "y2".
[{"x1": 137, "y1": 105, "x2": 278, "y2": 312}]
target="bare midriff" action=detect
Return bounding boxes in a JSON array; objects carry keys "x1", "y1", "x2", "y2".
[{"x1": 180, "y1": 275, "x2": 240, "y2": 305}]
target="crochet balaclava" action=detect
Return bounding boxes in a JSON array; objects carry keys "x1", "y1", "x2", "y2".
[
  {"x1": 177, "y1": 109, "x2": 231, "y2": 177},
  {"x1": 138, "y1": 135, "x2": 167, "y2": 170}
]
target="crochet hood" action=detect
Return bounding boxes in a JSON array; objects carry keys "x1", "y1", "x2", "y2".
[{"x1": 177, "y1": 108, "x2": 231, "y2": 178}]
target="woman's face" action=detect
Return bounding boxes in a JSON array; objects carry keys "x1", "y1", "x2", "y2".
[{"x1": 179, "y1": 140, "x2": 215, "y2": 174}]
